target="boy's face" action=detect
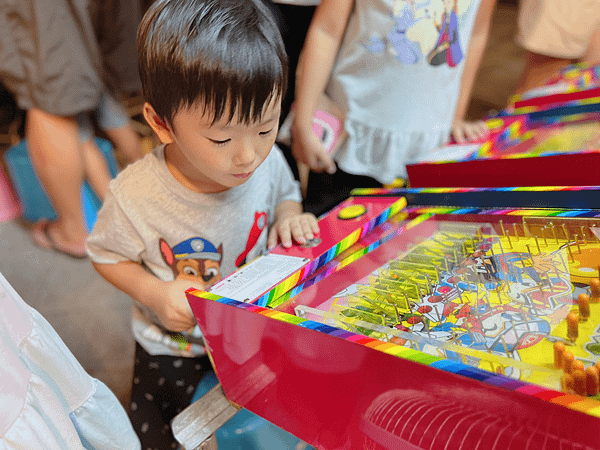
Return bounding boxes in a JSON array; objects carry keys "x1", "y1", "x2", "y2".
[{"x1": 146, "y1": 95, "x2": 281, "y2": 194}]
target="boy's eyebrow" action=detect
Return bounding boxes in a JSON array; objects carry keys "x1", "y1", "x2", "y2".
[{"x1": 211, "y1": 109, "x2": 281, "y2": 129}]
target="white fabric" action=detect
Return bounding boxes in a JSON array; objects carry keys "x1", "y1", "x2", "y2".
[
  {"x1": 0, "y1": 273, "x2": 140, "y2": 450},
  {"x1": 326, "y1": 0, "x2": 483, "y2": 183}
]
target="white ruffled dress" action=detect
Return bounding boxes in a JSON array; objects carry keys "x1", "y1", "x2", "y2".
[
  {"x1": 326, "y1": 0, "x2": 482, "y2": 184},
  {"x1": 0, "y1": 274, "x2": 140, "y2": 450}
]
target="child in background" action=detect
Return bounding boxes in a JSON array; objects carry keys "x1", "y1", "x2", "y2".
[
  {"x1": 86, "y1": 0, "x2": 318, "y2": 446},
  {"x1": 293, "y1": 0, "x2": 496, "y2": 216}
]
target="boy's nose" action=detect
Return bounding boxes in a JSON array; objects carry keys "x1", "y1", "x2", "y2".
[{"x1": 233, "y1": 141, "x2": 256, "y2": 166}]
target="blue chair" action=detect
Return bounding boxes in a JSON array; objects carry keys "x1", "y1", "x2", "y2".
[{"x1": 3, "y1": 138, "x2": 118, "y2": 232}]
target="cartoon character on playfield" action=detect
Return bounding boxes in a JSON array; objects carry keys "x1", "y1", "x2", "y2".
[{"x1": 160, "y1": 237, "x2": 223, "y2": 289}]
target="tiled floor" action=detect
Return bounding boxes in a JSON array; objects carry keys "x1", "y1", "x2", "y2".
[{"x1": 0, "y1": 1, "x2": 524, "y2": 412}]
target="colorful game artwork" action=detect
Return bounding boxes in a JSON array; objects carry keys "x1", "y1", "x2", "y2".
[
  {"x1": 295, "y1": 210, "x2": 600, "y2": 396},
  {"x1": 482, "y1": 118, "x2": 600, "y2": 159}
]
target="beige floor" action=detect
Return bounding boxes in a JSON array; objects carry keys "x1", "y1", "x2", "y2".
[{"x1": 0, "y1": 2, "x2": 524, "y2": 410}]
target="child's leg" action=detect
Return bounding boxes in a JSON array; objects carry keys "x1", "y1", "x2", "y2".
[
  {"x1": 104, "y1": 125, "x2": 145, "y2": 165},
  {"x1": 97, "y1": 91, "x2": 145, "y2": 165},
  {"x1": 77, "y1": 113, "x2": 112, "y2": 202},
  {"x1": 129, "y1": 343, "x2": 213, "y2": 449}
]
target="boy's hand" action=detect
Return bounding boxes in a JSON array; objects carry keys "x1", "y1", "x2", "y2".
[
  {"x1": 268, "y1": 212, "x2": 320, "y2": 249},
  {"x1": 451, "y1": 119, "x2": 490, "y2": 144},
  {"x1": 155, "y1": 279, "x2": 207, "y2": 332}
]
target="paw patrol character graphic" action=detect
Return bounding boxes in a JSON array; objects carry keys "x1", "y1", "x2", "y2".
[{"x1": 160, "y1": 237, "x2": 223, "y2": 289}]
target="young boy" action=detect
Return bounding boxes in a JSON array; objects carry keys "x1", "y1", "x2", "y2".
[{"x1": 86, "y1": 0, "x2": 318, "y2": 446}]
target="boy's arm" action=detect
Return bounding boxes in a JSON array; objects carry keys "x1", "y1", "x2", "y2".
[
  {"x1": 267, "y1": 200, "x2": 320, "y2": 249},
  {"x1": 451, "y1": 0, "x2": 497, "y2": 144},
  {"x1": 92, "y1": 260, "x2": 204, "y2": 332},
  {"x1": 292, "y1": 0, "x2": 354, "y2": 174}
]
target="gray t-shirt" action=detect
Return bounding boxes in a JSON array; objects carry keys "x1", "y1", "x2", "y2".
[{"x1": 87, "y1": 144, "x2": 302, "y2": 356}]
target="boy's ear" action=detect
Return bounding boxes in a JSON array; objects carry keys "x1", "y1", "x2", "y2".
[{"x1": 143, "y1": 103, "x2": 174, "y2": 144}]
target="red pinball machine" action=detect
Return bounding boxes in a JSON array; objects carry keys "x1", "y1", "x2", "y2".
[{"x1": 182, "y1": 186, "x2": 600, "y2": 450}]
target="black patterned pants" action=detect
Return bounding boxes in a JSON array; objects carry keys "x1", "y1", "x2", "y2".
[{"x1": 129, "y1": 343, "x2": 213, "y2": 450}]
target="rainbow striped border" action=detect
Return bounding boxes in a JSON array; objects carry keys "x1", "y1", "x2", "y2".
[
  {"x1": 266, "y1": 212, "x2": 433, "y2": 309},
  {"x1": 188, "y1": 289, "x2": 600, "y2": 418},
  {"x1": 402, "y1": 205, "x2": 600, "y2": 218},
  {"x1": 353, "y1": 186, "x2": 600, "y2": 196},
  {"x1": 254, "y1": 197, "x2": 407, "y2": 307},
  {"x1": 352, "y1": 185, "x2": 600, "y2": 196}
]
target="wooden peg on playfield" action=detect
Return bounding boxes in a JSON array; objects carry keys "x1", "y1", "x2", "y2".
[
  {"x1": 573, "y1": 370, "x2": 587, "y2": 396},
  {"x1": 573, "y1": 360, "x2": 585, "y2": 374},
  {"x1": 553, "y1": 341, "x2": 565, "y2": 369},
  {"x1": 566, "y1": 312, "x2": 579, "y2": 343},
  {"x1": 578, "y1": 293, "x2": 590, "y2": 321},
  {"x1": 563, "y1": 350, "x2": 575, "y2": 374},
  {"x1": 561, "y1": 373, "x2": 574, "y2": 393},
  {"x1": 590, "y1": 278, "x2": 600, "y2": 303},
  {"x1": 586, "y1": 365, "x2": 600, "y2": 396}
]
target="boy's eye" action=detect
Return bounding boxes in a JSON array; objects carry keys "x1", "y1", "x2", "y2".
[
  {"x1": 210, "y1": 138, "x2": 230, "y2": 145},
  {"x1": 259, "y1": 128, "x2": 274, "y2": 136}
]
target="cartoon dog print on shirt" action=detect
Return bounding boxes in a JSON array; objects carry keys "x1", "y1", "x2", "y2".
[{"x1": 160, "y1": 237, "x2": 223, "y2": 289}]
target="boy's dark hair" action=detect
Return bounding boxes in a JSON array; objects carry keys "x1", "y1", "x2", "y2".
[{"x1": 138, "y1": 0, "x2": 287, "y2": 126}]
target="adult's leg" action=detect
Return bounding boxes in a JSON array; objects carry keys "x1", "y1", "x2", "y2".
[
  {"x1": 77, "y1": 112, "x2": 113, "y2": 202},
  {"x1": 81, "y1": 138, "x2": 112, "y2": 202},
  {"x1": 27, "y1": 108, "x2": 88, "y2": 256},
  {"x1": 97, "y1": 92, "x2": 145, "y2": 165},
  {"x1": 103, "y1": 124, "x2": 145, "y2": 166}
]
